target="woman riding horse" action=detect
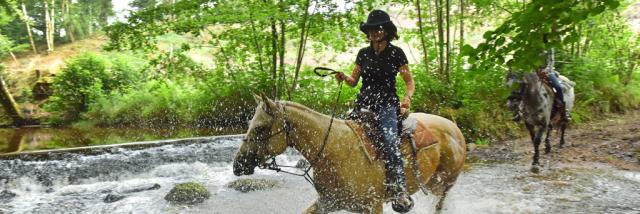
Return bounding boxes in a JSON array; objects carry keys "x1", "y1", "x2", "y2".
[
  {"x1": 334, "y1": 9, "x2": 415, "y2": 212},
  {"x1": 538, "y1": 47, "x2": 570, "y2": 122},
  {"x1": 511, "y1": 40, "x2": 570, "y2": 122}
]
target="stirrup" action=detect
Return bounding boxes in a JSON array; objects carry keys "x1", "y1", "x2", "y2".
[{"x1": 391, "y1": 192, "x2": 414, "y2": 213}]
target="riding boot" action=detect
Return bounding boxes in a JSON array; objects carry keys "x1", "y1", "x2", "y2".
[
  {"x1": 383, "y1": 155, "x2": 413, "y2": 213},
  {"x1": 386, "y1": 177, "x2": 414, "y2": 213},
  {"x1": 554, "y1": 100, "x2": 571, "y2": 122}
]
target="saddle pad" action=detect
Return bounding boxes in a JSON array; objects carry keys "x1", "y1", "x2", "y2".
[{"x1": 345, "y1": 119, "x2": 438, "y2": 162}]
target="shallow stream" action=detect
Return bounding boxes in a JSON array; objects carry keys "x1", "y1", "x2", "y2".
[{"x1": 1, "y1": 136, "x2": 639, "y2": 213}]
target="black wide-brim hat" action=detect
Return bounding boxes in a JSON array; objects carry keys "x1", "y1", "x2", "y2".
[{"x1": 360, "y1": 9, "x2": 397, "y2": 34}]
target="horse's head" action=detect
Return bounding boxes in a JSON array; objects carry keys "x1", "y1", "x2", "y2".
[
  {"x1": 233, "y1": 94, "x2": 291, "y2": 176},
  {"x1": 506, "y1": 69, "x2": 523, "y2": 87},
  {"x1": 521, "y1": 72, "x2": 543, "y2": 93}
]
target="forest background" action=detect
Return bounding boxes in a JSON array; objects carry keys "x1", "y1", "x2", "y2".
[{"x1": 0, "y1": 0, "x2": 638, "y2": 144}]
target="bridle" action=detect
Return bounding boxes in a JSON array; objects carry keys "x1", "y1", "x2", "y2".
[
  {"x1": 243, "y1": 96, "x2": 340, "y2": 186},
  {"x1": 242, "y1": 67, "x2": 343, "y2": 186},
  {"x1": 242, "y1": 103, "x2": 318, "y2": 185}
]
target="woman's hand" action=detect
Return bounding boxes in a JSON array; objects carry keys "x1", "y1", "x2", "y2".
[
  {"x1": 401, "y1": 96, "x2": 411, "y2": 109},
  {"x1": 335, "y1": 72, "x2": 345, "y2": 83}
]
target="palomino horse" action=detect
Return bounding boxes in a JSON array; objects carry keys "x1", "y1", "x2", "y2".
[
  {"x1": 509, "y1": 71, "x2": 575, "y2": 169},
  {"x1": 233, "y1": 95, "x2": 466, "y2": 214}
]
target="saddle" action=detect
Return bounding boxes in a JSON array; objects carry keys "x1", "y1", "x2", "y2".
[
  {"x1": 536, "y1": 69, "x2": 567, "y2": 120},
  {"x1": 345, "y1": 110, "x2": 438, "y2": 161}
]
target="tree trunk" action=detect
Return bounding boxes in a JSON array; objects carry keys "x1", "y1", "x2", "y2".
[
  {"x1": 21, "y1": 3, "x2": 38, "y2": 54},
  {"x1": 9, "y1": 51, "x2": 18, "y2": 64},
  {"x1": 445, "y1": 0, "x2": 451, "y2": 81},
  {"x1": 459, "y1": 0, "x2": 464, "y2": 51},
  {"x1": 270, "y1": 17, "x2": 278, "y2": 97},
  {"x1": 62, "y1": 0, "x2": 75, "y2": 42},
  {"x1": 45, "y1": 0, "x2": 51, "y2": 52},
  {"x1": 0, "y1": 76, "x2": 27, "y2": 126},
  {"x1": 624, "y1": 52, "x2": 638, "y2": 86},
  {"x1": 279, "y1": 17, "x2": 286, "y2": 99},
  {"x1": 249, "y1": 10, "x2": 265, "y2": 73},
  {"x1": 416, "y1": 0, "x2": 429, "y2": 72},
  {"x1": 436, "y1": 0, "x2": 445, "y2": 79},
  {"x1": 88, "y1": 4, "x2": 94, "y2": 35},
  {"x1": 44, "y1": 0, "x2": 55, "y2": 52},
  {"x1": 50, "y1": 0, "x2": 55, "y2": 50},
  {"x1": 289, "y1": 0, "x2": 311, "y2": 99}
]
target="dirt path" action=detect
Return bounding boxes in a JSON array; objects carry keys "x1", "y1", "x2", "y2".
[{"x1": 469, "y1": 110, "x2": 640, "y2": 171}]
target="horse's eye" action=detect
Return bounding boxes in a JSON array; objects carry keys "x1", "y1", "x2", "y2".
[{"x1": 254, "y1": 126, "x2": 271, "y2": 135}]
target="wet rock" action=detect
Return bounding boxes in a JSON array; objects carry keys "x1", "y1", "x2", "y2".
[
  {"x1": 227, "y1": 178, "x2": 280, "y2": 193},
  {"x1": 123, "y1": 183, "x2": 161, "y2": 193},
  {"x1": 164, "y1": 182, "x2": 210, "y2": 204},
  {"x1": 104, "y1": 194, "x2": 126, "y2": 203},
  {"x1": 0, "y1": 190, "x2": 16, "y2": 201},
  {"x1": 295, "y1": 159, "x2": 310, "y2": 169},
  {"x1": 530, "y1": 165, "x2": 541, "y2": 174}
]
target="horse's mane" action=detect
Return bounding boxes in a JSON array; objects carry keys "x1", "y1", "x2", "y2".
[{"x1": 277, "y1": 100, "x2": 338, "y2": 122}]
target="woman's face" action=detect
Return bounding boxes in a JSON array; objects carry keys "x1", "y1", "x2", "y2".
[{"x1": 367, "y1": 27, "x2": 385, "y2": 42}]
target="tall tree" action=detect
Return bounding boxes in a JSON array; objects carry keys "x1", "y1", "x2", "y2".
[
  {"x1": 44, "y1": 0, "x2": 55, "y2": 52},
  {"x1": 0, "y1": 67, "x2": 27, "y2": 126},
  {"x1": 436, "y1": 0, "x2": 445, "y2": 78},
  {"x1": 289, "y1": 0, "x2": 311, "y2": 99},
  {"x1": 20, "y1": 1, "x2": 38, "y2": 53},
  {"x1": 416, "y1": 0, "x2": 429, "y2": 72}
]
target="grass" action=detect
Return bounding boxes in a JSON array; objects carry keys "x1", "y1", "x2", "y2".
[{"x1": 474, "y1": 138, "x2": 492, "y2": 149}]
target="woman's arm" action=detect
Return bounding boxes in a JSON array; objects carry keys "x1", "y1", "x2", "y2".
[
  {"x1": 335, "y1": 64, "x2": 361, "y2": 87},
  {"x1": 399, "y1": 64, "x2": 414, "y2": 109}
]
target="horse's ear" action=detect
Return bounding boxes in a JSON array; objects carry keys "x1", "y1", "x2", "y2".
[
  {"x1": 259, "y1": 93, "x2": 278, "y2": 115},
  {"x1": 253, "y1": 93, "x2": 262, "y2": 104}
]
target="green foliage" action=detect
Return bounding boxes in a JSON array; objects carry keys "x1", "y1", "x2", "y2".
[
  {"x1": 0, "y1": 0, "x2": 114, "y2": 48},
  {"x1": 290, "y1": 66, "x2": 359, "y2": 116},
  {"x1": 32, "y1": 0, "x2": 639, "y2": 145},
  {"x1": 0, "y1": 34, "x2": 27, "y2": 57},
  {"x1": 464, "y1": 0, "x2": 621, "y2": 71},
  {"x1": 84, "y1": 67, "x2": 273, "y2": 128},
  {"x1": 46, "y1": 52, "x2": 147, "y2": 124}
]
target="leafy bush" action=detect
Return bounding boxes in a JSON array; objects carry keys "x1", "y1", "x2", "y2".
[
  {"x1": 84, "y1": 67, "x2": 274, "y2": 128},
  {"x1": 46, "y1": 52, "x2": 147, "y2": 124}
]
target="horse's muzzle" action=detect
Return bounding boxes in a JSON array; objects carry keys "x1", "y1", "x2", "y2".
[{"x1": 233, "y1": 157, "x2": 257, "y2": 176}]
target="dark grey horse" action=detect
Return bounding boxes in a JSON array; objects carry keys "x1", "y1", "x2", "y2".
[{"x1": 507, "y1": 71, "x2": 575, "y2": 170}]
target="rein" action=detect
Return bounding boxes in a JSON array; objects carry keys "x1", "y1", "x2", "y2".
[{"x1": 258, "y1": 74, "x2": 344, "y2": 186}]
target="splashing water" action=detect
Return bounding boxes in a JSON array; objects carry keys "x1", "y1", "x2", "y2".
[{"x1": 1, "y1": 136, "x2": 639, "y2": 213}]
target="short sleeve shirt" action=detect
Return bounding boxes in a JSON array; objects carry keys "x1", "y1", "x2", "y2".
[{"x1": 354, "y1": 43, "x2": 408, "y2": 112}]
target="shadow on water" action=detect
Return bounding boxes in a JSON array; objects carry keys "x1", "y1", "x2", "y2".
[{"x1": 0, "y1": 127, "x2": 243, "y2": 154}]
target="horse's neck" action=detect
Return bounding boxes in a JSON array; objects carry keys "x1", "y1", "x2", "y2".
[
  {"x1": 522, "y1": 81, "x2": 547, "y2": 112},
  {"x1": 281, "y1": 102, "x2": 343, "y2": 163}
]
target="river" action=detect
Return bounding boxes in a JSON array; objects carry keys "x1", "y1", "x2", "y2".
[{"x1": 1, "y1": 135, "x2": 638, "y2": 213}]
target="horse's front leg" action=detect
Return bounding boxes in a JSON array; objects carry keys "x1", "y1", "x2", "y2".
[
  {"x1": 363, "y1": 202, "x2": 383, "y2": 214},
  {"x1": 525, "y1": 123, "x2": 535, "y2": 142},
  {"x1": 303, "y1": 198, "x2": 327, "y2": 214},
  {"x1": 532, "y1": 126, "x2": 545, "y2": 166},
  {"x1": 544, "y1": 124, "x2": 552, "y2": 154}
]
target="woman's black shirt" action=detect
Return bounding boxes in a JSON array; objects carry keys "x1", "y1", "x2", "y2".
[{"x1": 354, "y1": 43, "x2": 408, "y2": 112}]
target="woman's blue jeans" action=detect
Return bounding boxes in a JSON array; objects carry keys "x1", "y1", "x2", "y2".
[
  {"x1": 547, "y1": 73, "x2": 564, "y2": 103},
  {"x1": 375, "y1": 105, "x2": 407, "y2": 193}
]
